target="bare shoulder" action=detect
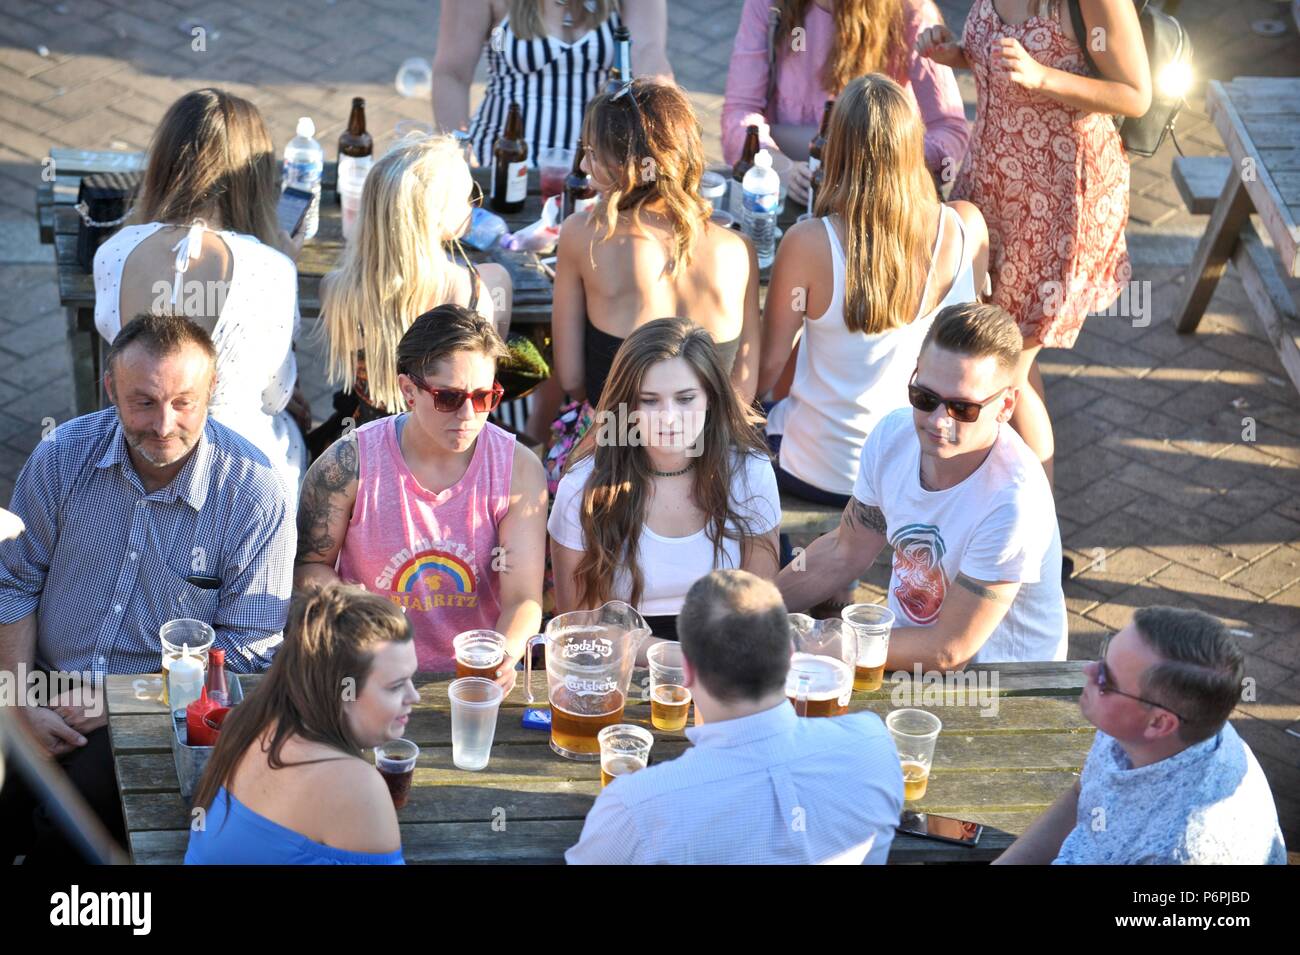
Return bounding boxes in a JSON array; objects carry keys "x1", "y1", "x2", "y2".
[
  {"x1": 296, "y1": 430, "x2": 360, "y2": 562},
  {"x1": 509, "y1": 438, "x2": 547, "y2": 501},
  {"x1": 317, "y1": 757, "x2": 402, "y2": 854},
  {"x1": 946, "y1": 200, "x2": 987, "y2": 239}
]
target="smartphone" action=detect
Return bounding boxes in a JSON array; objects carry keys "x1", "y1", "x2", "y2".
[
  {"x1": 896, "y1": 810, "x2": 983, "y2": 846},
  {"x1": 277, "y1": 187, "x2": 313, "y2": 238}
]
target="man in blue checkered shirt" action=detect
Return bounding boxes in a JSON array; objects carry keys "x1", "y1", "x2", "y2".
[{"x1": 0, "y1": 314, "x2": 295, "y2": 863}]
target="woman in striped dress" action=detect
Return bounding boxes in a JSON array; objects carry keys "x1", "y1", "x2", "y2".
[{"x1": 432, "y1": 0, "x2": 673, "y2": 167}]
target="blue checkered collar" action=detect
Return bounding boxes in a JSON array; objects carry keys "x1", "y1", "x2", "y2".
[{"x1": 95, "y1": 416, "x2": 215, "y2": 511}]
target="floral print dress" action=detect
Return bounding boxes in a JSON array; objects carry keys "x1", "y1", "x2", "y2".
[{"x1": 952, "y1": 0, "x2": 1131, "y2": 348}]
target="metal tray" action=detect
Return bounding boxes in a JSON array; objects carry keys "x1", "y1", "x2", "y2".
[{"x1": 170, "y1": 675, "x2": 245, "y2": 802}]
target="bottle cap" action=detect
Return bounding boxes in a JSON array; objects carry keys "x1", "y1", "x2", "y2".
[
  {"x1": 755, "y1": 149, "x2": 773, "y2": 168},
  {"x1": 210, "y1": 648, "x2": 225, "y2": 668},
  {"x1": 296, "y1": 116, "x2": 315, "y2": 138}
]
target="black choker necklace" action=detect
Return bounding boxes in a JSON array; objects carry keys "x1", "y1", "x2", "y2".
[{"x1": 650, "y1": 462, "x2": 694, "y2": 478}]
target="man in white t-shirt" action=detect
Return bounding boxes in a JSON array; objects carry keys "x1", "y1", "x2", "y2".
[{"x1": 778, "y1": 302, "x2": 1067, "y2": 668}]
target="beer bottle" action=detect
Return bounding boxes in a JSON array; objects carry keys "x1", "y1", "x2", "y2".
[
  {"x1": 561, "y1": 141, "x2": 596, "y2": 222},
  {"x1": 491, "y1": 102, "x2": 529, "y2": 214},
  {"x1": 731, "y1": 124, "x2": 760, "y2": 217},
  {"x1": 605, "y1": 26, "x2": 632, "y2": 94},
  {"x1": 335, "y1": 97, "x2": 373, "y2": 204},
  {"x1": 806, "y1": 99, "x2": 832, "y2": 216}
]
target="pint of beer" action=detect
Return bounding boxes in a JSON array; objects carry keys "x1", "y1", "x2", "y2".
[
  {"x1": 885, "y1": 709, "x2": 942, "y2": 803},
  {"x1": 453, "y1": 629, "x2": 506, "y2": 680},
  {"x1": 842, "y1": 604, "x2": 894, "y2": 692},
  {"x1": 598, "y1": 724, "x2": 653, "y2": 788},
  {"x1": 647, "y1": 641, "x2": 692, "y2": 732},
  {"x1": 550, "y1": 686, "x2": 626, "y2": 758},
  {"x1": 786, "y1": 652, "x2": 853, "y2": 717}
]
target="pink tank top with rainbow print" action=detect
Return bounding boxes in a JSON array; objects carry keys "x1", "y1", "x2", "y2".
[{"x1": 337, "y1": 415, "x2": 515, "y2": 671}]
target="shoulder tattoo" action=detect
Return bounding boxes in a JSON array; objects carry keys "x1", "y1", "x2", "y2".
[{"x1": 295, "y1": 433, "x2": 358, "y2": 561}]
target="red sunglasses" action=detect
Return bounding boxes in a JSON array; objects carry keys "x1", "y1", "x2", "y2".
[{"x1": 406, "y1": 373, "x2": 504, "y2": 414}]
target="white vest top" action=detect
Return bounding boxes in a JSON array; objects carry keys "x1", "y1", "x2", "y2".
[{"x1": 768, "y1": 207, "x2": 978, "y2": 496}]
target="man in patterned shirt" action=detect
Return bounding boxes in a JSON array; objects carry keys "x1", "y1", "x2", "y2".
[
  {"x1": 997, "y1": 607, "x2": 1286, "y2": 865},
  {"x1": 0, "y1": 314, "x2": 295, "y2": 863}
]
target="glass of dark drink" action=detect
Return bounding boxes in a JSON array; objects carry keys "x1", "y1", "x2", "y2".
[
  {"x1": 375, "y1": 739, "x2": 419, "y2": 809},
  {"x1": 539, "y1": 147, "x2": 573, "y2": 205}
]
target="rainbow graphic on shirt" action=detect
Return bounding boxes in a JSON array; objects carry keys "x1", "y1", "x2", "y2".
[{"x1": 393, "y1": 550, "x2": 476, "y2": 594}]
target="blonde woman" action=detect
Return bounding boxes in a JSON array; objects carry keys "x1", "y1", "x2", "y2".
[
  {"x1": 432, "y1": 0, "x2": 672, "y2": 166},
  {"x1": 314, "y1": 134, "x2": 512, "y2": 455},
  {"x1": 760, "y1": 75, "x2": 989, "y2": 506},
  {"x1": 547, "y1": 79, "x2": 760, "y2": 490},
  {"x1": 93, "y1": 88, "x2": 308, "y2": 499}
]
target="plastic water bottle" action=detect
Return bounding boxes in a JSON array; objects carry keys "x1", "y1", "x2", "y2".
[
  {"x1": 283, "y1": 116, "x2": 323, "y2": 240},
  {"x1": 742, "y1": 149, "x2": 780, "y2": 268}
]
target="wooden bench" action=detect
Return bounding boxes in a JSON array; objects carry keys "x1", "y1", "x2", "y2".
[
  {"x1": 1172, "y1": 80, "x2": 1300, "y2": 396},
  {"x1": 779, "y1": 491, "x2": 843, "y2": 544}
]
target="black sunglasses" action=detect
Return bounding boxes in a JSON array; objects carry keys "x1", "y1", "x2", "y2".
[
  {"x1": 907, "y1": 370, "x2": 1008, "y2": 424},
  {"x1": 1095, "y1": 635, "x2": 1191, "y2": 724}
]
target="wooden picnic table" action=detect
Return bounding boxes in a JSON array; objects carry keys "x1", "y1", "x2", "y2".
[
  {"x1": 1174, "y1": 78, "x2": 1300, "y2": 394},
  {"x1": 106, "y1": 660, "x2": 1091, "y2": 864}
]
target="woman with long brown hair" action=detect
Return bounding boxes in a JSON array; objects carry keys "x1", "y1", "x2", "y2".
[
  {"x1": 185, "y1": 583, "x2": 418, "y2": 864},
  {"x1": 760, "y1": 74, "x2": 988, "y2": 506},
  {"x1": 549, "y1": 318, "x2": 780, "y2": 646},
  {"x1": 93, "y1": 88, "x2": 309, "y2": 501},
  {"x1": 549, "y1": 79, "x2": 760, "y2": 491},
  {"x1": 722, "y1": 0, "x2": 968, "y2": 201}
]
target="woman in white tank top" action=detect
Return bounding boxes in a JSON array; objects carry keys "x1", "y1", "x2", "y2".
[
  {"x1": 759, "y1": 74, "x2": 989, "y2": 502},
  {"x1": 93, "y1": 89, "x2": 307, "y2": 502}
]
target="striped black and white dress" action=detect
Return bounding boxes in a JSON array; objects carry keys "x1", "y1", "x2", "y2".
[{"x1": 466, "y1": 11, "x2": 623, "y2": 167}]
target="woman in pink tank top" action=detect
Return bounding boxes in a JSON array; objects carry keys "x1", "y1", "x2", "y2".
[{"x1": 295, "y1": 304, "x2": 548, "y2": 681}]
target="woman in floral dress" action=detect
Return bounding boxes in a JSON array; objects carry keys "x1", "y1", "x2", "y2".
[{"x1": 918, "y1": 0, "x2": 1149, "y2": 488}]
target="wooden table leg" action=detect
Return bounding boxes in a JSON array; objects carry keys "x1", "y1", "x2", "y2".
[
  {"x1": 1174, "y1": 169, "x2": 1256, "y2": 334},
  {"x1": 65, "y1": 306, "x2": 101, "y2": 416}
]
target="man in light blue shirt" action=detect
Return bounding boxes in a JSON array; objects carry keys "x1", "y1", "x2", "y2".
[
  {"x1": 566, "y1": 569, "x2": 904, "y2": 865},
  {"x1": 0, "y1": 314, "x2": 294, "y2": 863},
  {"x1": 996, "y1": 607, "x2": 1286, "y2": 865}
]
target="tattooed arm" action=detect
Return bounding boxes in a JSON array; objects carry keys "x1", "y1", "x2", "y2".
[
  {"x1": 888, "y1": 572, "x2": 1021, "y2": 672},
  {"x1": 293, "y1": 432, "x2": 360, "y2": 590},
  {"x1": 776, "y1": 497, "x2": 888, "y2": 612}
]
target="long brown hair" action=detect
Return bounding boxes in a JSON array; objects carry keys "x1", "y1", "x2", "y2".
[
  {"x1": 817, "y1": 74, "x2": 936, "y2": 335},
  {"x1": 136, "y1": 88, "x2": 281, "y2": 247},
  {"x1": 581, "y1": 79, "x2": 714, "y2": 278},
  {"x1": 776, "y1": 0, "x2": 908, "y2": 94},
  {"x1": 193, "y1": 583, "x2": 413, "y2": 813},
  {"x1": 508, "y1": 0, "x2": 619, "y2": 39},
  {"x1": 568, "y1": 318, "x2": 774, "y2": 608}
]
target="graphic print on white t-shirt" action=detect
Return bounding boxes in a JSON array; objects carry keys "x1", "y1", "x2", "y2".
[
  {"x1": 852, "y1": 409, "x2": 1068, "y2": 663},
  {"x1": 889, "y1": 522, "x2": 948, "y2": 626}
]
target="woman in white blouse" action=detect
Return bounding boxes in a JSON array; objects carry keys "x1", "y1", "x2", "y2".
[
  {"x1": 549, "y1": 317, "x2": 780, "y2": 648},
  {"x1": 94, "y1": 88, "x2": 308, "y2": 500}
]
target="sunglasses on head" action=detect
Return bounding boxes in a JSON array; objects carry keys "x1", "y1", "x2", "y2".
[
  {"x1": 609, "y1": 80, "x2": 648, "y2": 161},
  {"x1": 1095, "y1": 636, "x2": 1191, "y2": 724},
  {"x1": 405, "y1": 372, "x2": 504, "y2": 414},
  {"x1": 907, "y1": 370, "x2": 1008, "y2": 424}
]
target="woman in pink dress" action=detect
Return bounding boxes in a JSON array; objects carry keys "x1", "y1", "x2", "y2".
[
  {"x1": 918, "y1": 0, "x2": 1149, "y2": 487},
  {"x1": 723, "y1": 0, "x2": 969, "y2": 202}
]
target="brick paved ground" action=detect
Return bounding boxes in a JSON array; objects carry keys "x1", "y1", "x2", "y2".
[{"x1": 0, "y1": 0, "x2": 1296, "y2": 856}]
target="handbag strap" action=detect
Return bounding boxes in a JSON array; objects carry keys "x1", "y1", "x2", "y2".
[
  {"x1": 764, "y1": 4, "x2": 780, "y2": 116},
  {"x1": 1067, "y1": 0, "x2": 1149, "y2": 77},
  {"x1": 73, "y1": 200, "x2": 133, "y2": 229}
]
